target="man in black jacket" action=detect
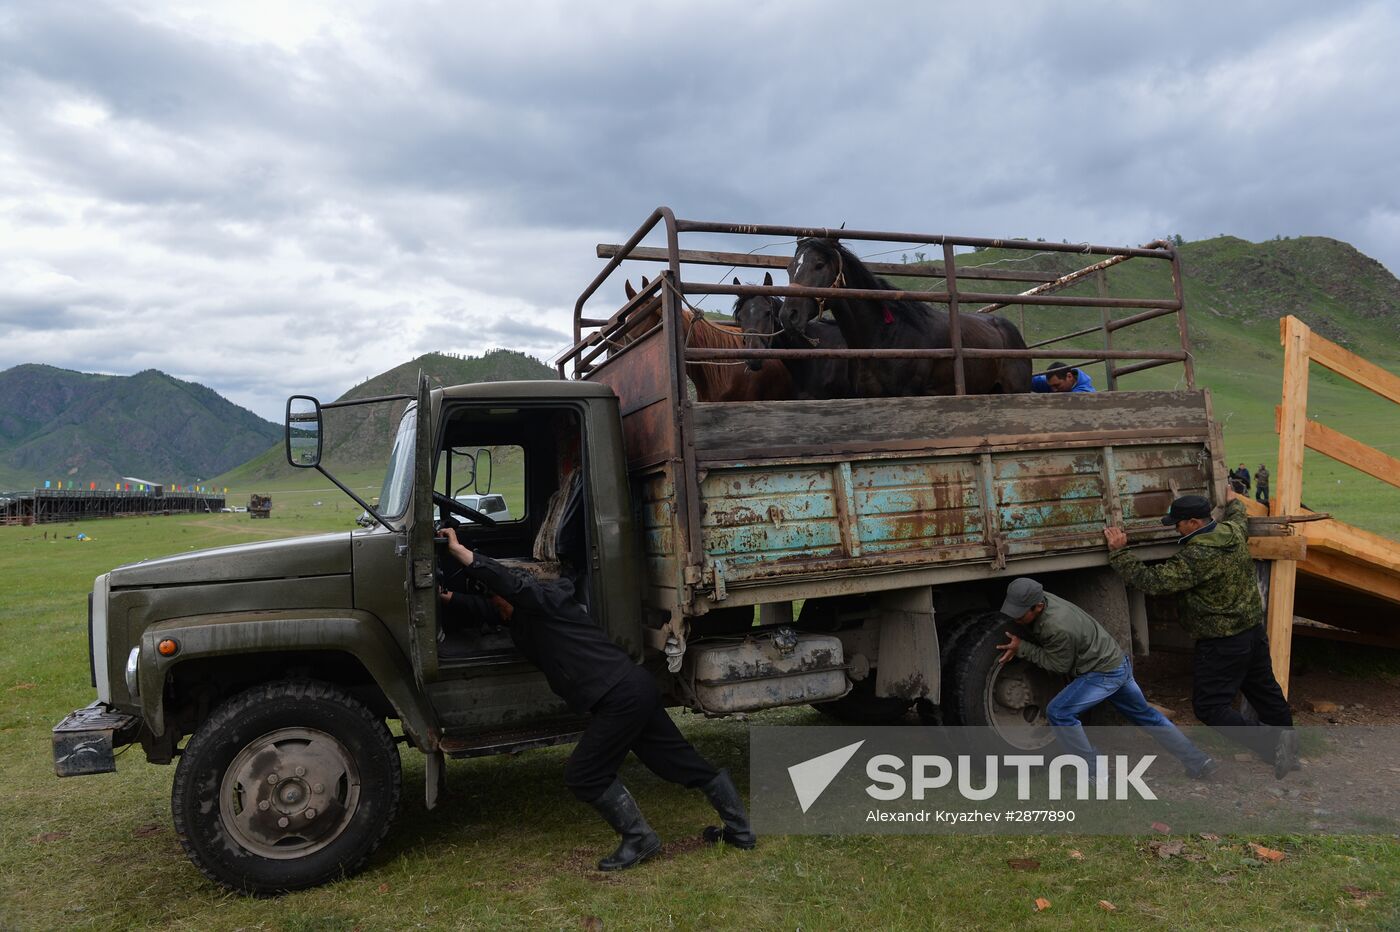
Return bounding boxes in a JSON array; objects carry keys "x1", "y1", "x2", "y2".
[
  {"x1": 1229, "y1": 463, "x2": 1251, "y2": 496},
  {"x1": 436, "y1": 528, "x2": 755, "y2": 870}
]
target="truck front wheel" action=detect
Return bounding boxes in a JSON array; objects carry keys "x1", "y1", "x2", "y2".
[{"x1": 171, "y1": 680, "x2": 402, "y2": 895}]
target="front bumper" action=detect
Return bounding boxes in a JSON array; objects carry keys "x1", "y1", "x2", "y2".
[{"x1": 52, "y1": 701, "x2": 140, "y2": 777}]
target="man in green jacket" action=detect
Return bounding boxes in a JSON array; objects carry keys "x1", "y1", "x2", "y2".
[
  {"x1": 1105, "y1": 494, "x2": 1298, "y2": 777},
  {"x1": 996, "y1": 578, "x2": 1216, "y2": 779}
]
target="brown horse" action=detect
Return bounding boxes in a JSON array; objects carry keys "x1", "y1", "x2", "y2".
[{"x1": 620, "y1": 277, "x2": 793, "y2": 401}]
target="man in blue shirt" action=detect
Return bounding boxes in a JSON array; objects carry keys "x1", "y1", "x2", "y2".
[{"x1": 1032, "y1": 361, "x2": 1096, "y2": 393}]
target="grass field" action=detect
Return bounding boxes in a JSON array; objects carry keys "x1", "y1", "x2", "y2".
[
  {"x1": 3, "y1": 498, "x2": 1400, "y2": 929},
  {"x1": 5, "y1": 312, "x2": 1400, "y2": 928}
]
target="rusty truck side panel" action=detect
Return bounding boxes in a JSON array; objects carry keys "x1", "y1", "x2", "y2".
[{"x1": 634, "y1": 390, "x2": 1216, "y2": 614}]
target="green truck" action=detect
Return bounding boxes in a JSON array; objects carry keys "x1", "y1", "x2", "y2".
[{"x1": 53, "y1": 211, "x2": 1225, "y2": 894}]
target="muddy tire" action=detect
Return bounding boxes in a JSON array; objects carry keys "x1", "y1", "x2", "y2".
[
  {"x1": 947, "y1": 613, "x2": 1065, "y2": 751},
  {"x1": 934, "y1": 609, "x2": 986, "y2": 724},
  {"x1": 811, "y1": 676, "x2": 914, "y2": 724},
  {"x1": 171, "y1": 680, "x2": 401, "y2": 895}
]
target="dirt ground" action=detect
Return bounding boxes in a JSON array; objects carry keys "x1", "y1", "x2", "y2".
[{"x1": 1135, "y1": 636, "x2": 1400, "y2": 725}]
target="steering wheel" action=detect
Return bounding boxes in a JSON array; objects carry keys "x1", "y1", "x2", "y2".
[{"x1": 433, "y1": 491, "x2": 498, "y2": 528}]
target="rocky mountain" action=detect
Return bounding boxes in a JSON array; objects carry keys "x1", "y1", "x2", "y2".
[{"x1": 0, "y1": 366, "x2": 281, "y2": 491}]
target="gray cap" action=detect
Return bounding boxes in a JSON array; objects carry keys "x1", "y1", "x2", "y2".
[{"x1": 1000, "y1": 578, "x2": 1045, "y2": 618}]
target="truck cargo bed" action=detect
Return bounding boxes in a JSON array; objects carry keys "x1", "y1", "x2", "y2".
[
  {"x1": 640, "y1": 390, "x2": 1223, "y2": 612},
  {"x1": 561, "y1": 210, "x2": 1220, "y2": 622}
]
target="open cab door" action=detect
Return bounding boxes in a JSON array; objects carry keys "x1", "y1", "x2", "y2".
[{"x1": 406, "y1": 372, "x2": 440, "y2": 686}]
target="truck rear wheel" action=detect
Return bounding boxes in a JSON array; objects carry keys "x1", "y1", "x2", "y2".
[
  {"x1": 947, "y1": 613, "x2": 1064, "y2": 751},
  {"x1": 171, "y1": 680, "x2": 401, "y2": 895}
]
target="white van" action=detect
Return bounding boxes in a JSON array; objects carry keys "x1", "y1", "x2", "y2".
[{"x1": 448, "y1": 493, "x2": 511, "y2": 521}]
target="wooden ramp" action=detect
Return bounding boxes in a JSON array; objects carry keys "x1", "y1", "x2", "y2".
[{"x1": 1257, "y1": 317, "x2": 1400, "y2": 694}]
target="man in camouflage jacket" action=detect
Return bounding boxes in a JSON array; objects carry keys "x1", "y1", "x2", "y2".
[{"x1": 1105, "y1": 494, "x2": 1298, "y2": 778}]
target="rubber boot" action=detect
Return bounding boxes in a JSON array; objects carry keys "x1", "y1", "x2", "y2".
[
  {"x1": 1274, "y1": 728, "x2": 1300, "y2": 779},
  {"x1": 700, "y1": 769, "x2": 757, "y2": 849},
  {"x1": 588, "y1": 780, "x2": 662, "y2": 871}
]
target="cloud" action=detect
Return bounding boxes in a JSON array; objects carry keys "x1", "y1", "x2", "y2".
[{"x1": 0, "y1": 0, "x2": 1397, "y2": 421}]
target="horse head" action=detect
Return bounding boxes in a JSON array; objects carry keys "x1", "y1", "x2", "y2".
[
  {"x1": 781, "y1": 237, "x2": 845, "y2": 339},
  {"x1": 731, "y1": 272, "x2": 783, "y2": 371}
]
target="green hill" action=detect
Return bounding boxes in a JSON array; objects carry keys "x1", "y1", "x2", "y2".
[
  {"x1": 214, "y1": 349, "x2": 556, "y2": 489},
  {"x1": 0, "y1": 365, "x2": 281, "y2": 491},
  {"x1": 891, "y1": 235, "x2": 1400, "y2": 536}
]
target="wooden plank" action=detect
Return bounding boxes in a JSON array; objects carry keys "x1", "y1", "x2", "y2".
[
  {"x1": 1302, "y1": 418, "x2": 1400, "y2": 491},
  {"x1": 691, "y1": 391, "x2": 1210, "y2": 456},
  {"x1": 1293, "y1": 623, "x2": 1400, "y2": 650},
  {"x1": 1305, "y1": 520, "x2": 1400, "y2": 575},
  {"x1": 1249, "y1": 537, "x2": 1308, "y2": 560},
  {"x1": 1267, "y1": 315, "x2": 1311, "y2": 695},
  {"x1": 1295, "y1": 549, "x2": 1400, "y2": 605},
  {"x1": 1306, "y1": 326, "x2": 1400, "y2": 405}
]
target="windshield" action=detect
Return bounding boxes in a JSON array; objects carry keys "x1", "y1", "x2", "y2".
[{"x1": 377, "y1": 406, "x2": 417, "y2": 519}]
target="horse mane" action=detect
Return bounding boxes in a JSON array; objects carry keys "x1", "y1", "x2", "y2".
[
  {"x1": 621, "y1": 277, "x2": 748, "y2": 347},
  {"x1": 684, "y1": 310, "x2": 746, "y2": 348},
  {"x1": 731, "y1": 290, "x2": 781, "y2": 322},
  {"x1": 799, "y1": 237, "x2": 931, "y2": 325},
  {"x1": 617, "y1": 277, "x2": 792, "y2": 400}
]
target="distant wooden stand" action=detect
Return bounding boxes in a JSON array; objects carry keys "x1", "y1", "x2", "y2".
[{"x1": 1259, "y1": 316, "x2": 1400, "y2": 695}]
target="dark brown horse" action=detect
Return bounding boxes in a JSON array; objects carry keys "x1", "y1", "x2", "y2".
[
  {"x1": 779, "y1": 238, "x2": 1031, "y2": 397},
  {"x1": 621, "y1": 278, "x2": 793, "y2": 401},
  {"x1": 732, "y1": 273, "x2": 850, "y2": 400}
]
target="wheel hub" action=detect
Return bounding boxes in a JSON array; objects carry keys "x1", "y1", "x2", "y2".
[
  {"x1": 274, "y1": 777, "x2": 310, "y2": 811},
  {"x1": 983, "y1": 660, "x2": 1055, "y2": 751},
  {"x1": 994, "y1": 675, "x2": 1034, "y2": 710},
  {"x1": 218, "y1": 727, "x2": 360, "y2": 859}
]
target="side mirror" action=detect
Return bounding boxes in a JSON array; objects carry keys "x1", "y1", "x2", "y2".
[
  {"x1": 474, "y1": 447, "x2": 492, "y2": 494},
  {"x1": 286, "y1": 396, "x2": 323, "y2": 468}
]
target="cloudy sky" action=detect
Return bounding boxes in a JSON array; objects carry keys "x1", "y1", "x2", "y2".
[{"x1": 2, "y1": 1, "x2": 1397, "y2": 421}]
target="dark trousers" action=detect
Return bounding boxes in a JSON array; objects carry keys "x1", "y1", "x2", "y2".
[
  {"x1": 1192, "y1": 624, "x2": 1293, "y2": 757},
  {"x1": 564, "y1": 666, "x2": 719, "y2": 803}
]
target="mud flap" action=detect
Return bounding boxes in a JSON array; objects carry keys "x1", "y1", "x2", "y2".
[
  {"x1": 873, "y1": 587, "x2": 939, "y2": 703},
  {"x1": 52, "y1": 701, "x2": 139, "y2": 777},
  {"x1": 425, "y1": 750, "x2": 446, "y2": 810}
]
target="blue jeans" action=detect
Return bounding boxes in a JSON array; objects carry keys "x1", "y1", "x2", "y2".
[{"x1": 1045, "y1": 656, "x2": 1211, "y2": 776}]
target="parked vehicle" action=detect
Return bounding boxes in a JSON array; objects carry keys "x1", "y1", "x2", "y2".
[
  {"x1": 442, "y1": 493, "x2": 510, "y2": 523},
  {"x1": 53, "y1": 210, "x2": 1224, "y2": 894}
]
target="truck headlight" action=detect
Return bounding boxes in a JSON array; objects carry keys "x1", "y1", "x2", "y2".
[{"x1": 125, "y1": 647, "x2": 140, "y2": 699}]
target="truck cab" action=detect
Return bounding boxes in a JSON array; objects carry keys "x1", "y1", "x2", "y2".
[{"x1": 54, "y1": 377, "x2": 656, "y2": 894}]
